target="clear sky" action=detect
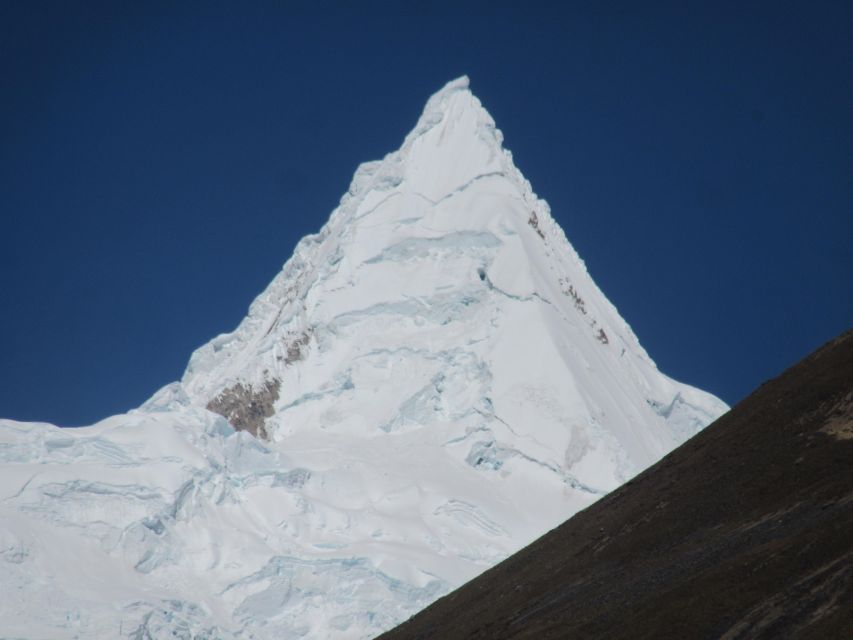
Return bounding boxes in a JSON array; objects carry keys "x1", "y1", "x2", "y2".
[{"x1": 2, "y1": 1, "x2": 851, "y2": 426}]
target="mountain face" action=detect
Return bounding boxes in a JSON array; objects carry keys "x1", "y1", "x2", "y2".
[
  {"x1": 0, "y1": 77, "x2": 726, "y2": 639},
  {"x1": 379, "y1": 330, "x2": 853, "y2": 640}
]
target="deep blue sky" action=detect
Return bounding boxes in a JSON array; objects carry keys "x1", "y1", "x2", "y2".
[{"x1": 1, "y1": 1, "x2": 850, "y2": 426}]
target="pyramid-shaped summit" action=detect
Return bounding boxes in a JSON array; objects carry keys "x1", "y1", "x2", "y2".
[{"x1": 0, "y1": 78, "x2": 727, "y2": 639}]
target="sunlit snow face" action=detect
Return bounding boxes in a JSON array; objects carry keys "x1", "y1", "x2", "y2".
[{"x1": 0, "y1": 77, "x2": 726, "y2": 640}]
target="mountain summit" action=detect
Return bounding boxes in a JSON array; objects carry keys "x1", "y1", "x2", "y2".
[{"x1": 0, "y1": 78, "x2": 726, "y2": 639}]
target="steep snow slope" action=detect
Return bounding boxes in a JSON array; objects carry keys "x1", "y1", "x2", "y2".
[
  {"x1": 379, "y1": 330, "x2": 853, "y2": 640},
  {"x1": 0, "y1": 77, "x2": 727, "y2": 639}
]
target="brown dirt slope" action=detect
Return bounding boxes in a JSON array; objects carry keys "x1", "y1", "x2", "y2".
[{"x1": 380, "y1": 330, "x2": 853, "y2": 640}]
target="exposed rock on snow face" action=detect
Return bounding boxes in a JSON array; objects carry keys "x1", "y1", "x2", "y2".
[
  {"x1": 206, "y1": 378, "x2": 281, "y2": 438},
  {"x1": 0, "y1": 76, "x2": 727, "y2": 639}
]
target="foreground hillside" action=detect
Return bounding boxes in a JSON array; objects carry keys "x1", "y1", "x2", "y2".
[{"x1": 381, "y1": 330, "x2": 853, "y2": 640}]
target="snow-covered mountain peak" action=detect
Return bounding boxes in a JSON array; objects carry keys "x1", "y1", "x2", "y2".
[
  {"x1": 338, "y1": 75, "x2": 504, "y2": 219},
  {"x1": 0, "y1": 77, "x2": 728, "y2": 639},
  {"x1": 174, "y1": 75, "x2": 725, "y2": 516},
  {"x1": 177, "y1": 77, "x2": 552, "y2": 410},
  {"x1": 418, "y1": 74, "x2": 471, "y2": 109},
  {"x1": 403, "y1": 75, "x2": 492, "y2": 151},
  {"x1": 394, "y1": 74, "x2": 505, "y2": 201}
]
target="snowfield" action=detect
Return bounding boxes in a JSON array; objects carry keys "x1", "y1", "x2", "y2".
[{"x1": 0, "y1": 76, "x2": 727, "y2": 639}]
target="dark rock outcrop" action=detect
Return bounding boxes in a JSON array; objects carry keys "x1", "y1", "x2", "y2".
[{"x1": 206, "y1": 378, "x2": 281, "y2": 439}]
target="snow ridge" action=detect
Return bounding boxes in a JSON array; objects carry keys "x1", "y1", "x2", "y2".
[{"x1": 0, "y1": 77, "x2": 727, "y2": 639}]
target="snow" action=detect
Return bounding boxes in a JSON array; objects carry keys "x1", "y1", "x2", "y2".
[{"x1": 0, "y1": 76, "x2": 728, "y2": 639}]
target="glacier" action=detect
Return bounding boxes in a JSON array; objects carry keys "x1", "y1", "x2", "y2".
[{"x1": 0, "y1": 76, "x2": 727, "y2": 639}]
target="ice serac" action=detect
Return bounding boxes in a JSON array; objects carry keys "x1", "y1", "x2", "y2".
[{"x1": 0, "y1": 76, "x2": 727, "y2": 639}]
